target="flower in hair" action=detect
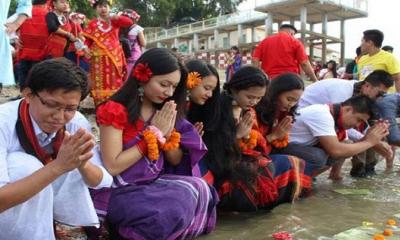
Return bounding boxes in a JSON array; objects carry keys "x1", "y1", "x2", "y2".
[
  {"x1": 132, "y1": 63, "x2": 153, "y2": 83},
  {"x1": 186, "y1": 72, "x2": 202, "y2": 89}
]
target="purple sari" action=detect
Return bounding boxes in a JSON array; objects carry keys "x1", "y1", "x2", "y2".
[{"x1": 91, "y1": 119, "x2": 218, "y2": 240}]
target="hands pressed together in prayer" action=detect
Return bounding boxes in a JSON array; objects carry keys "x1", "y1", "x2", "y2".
[
  {"x1": 151, "y1": 101, "x2": 177, "y2": 138},
  {"x1": 54, "y1": 128, "x2": 95, "y2": 174},
  {"x1": 236, "y1": 110, "x2": 254, "y2": 139}
]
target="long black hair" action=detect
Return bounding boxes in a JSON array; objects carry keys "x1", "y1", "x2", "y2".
[
  {"x1": 256, "y1": 73, "x2": 304, "y2": 129},
  {"x1": 109, "y1": 48, "x2": 187, "y2": 124},
  {"x1": 186, "y1": 60, "x2": 221, "y2": 131},
  {"x1": 202, "y1": 66, "x2": 269, "y2": 189}
]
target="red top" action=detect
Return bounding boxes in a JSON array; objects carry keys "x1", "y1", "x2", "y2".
[
  {"x1": 18, "y1": 6, "x2": 49, "y2": 61},
  {"x1": 253, "y1": 32, "x2": 308, "y2": 79},
  {"x1": 96, "y1": 100, "x2": 145, "y2": 145}
]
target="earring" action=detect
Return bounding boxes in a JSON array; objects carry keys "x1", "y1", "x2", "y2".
[
  {"x1": 138, "y1": 87, "x2": 144, "y2": 101},
  {"x1": 186, "y1": 90, "x2": 191, "y2": 101}
]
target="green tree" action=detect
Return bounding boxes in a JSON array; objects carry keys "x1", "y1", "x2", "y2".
[{"x1": 118, "y1": 0, "x2": 243, "y2": 27}]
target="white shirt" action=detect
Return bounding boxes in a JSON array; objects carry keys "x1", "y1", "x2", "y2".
[
  {"x1": 298, "y1": 79, "x2": 357, "y2": 109},
  {"x1": 0, "y1": 100, "x2": 112, "y2": 240},
  {"x1": 289, "y1": 104, "x2": 337, "y2": 146},
  {"x1": 298, "y1": 79, "x2": 366, "y2": 141}
]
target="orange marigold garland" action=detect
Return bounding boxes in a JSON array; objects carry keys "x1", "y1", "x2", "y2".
[
  {"x1": 142, "y1": 129, "x2": 159, "y2": 161},
  {"x1": 271, "y1": 134, "x2": 289, "y2": 149},
  {"x1": 238, "y1": 129, "x2": 258, "y2": 151},
  {"x1": 186, "y1": 72, "x2": 202, "y2": 89},
  {"x1": 161, "y1": 129, "x2": 181, "y2": 151}
]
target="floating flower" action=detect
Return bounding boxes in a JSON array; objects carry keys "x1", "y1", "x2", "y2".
[
  {"x1": 386, "y1": 219, "x2": 396, "y2": 226},
  {"x1": 132, "y1": 63, "x2": 153, "y2": 83},
  {"x1": 373, "y1": 234, "x2": 385, "y2": 240},
  {"x1": 383, "y1": 229, "x2": 393, "y2": 236},
  {"x1": 186, "y1": 72, "x2": 202, "y2": 89},
  {"x1": 272, "y1": 231, "x2": 293, "y2": 240}
]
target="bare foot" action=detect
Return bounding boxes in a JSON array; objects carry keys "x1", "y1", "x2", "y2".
[{"x1": 328, "y1": 174, "x2": 343, "y2": 181}]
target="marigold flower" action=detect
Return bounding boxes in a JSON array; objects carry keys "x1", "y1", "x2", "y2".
[
  {"x1": 383, "y1": 229, "x2": 393, "y2": 236},
  {"x1": 186, "y1": 72, "x2": 202, "y2": 89},
  {"x1": 386, "y1": 219, "x2": 396, "y2": 226},
  {"x1": 161, "y1": 130, "x2": 181, "y2": 151},
  {"x1": 373, "y1": 234, "x2": 385, "y2": 240},
  {"x1": 142, "y1": 130, "x2": 159, "y2": 161},
  {"x1": 271, "y1": 134, "x2": 289, "y2": 148},
  {"x1": 238, "y1": 129, "x2": 258, "y2": 152}
]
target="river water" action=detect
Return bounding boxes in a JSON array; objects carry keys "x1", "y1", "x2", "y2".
[{"x1": 202, "y1": 159, "x2": 400, "y2": 240}]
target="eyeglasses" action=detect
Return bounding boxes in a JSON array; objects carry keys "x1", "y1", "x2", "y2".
[{"x1": 35, "y1": 92, "x2": 79, "y2": 113}]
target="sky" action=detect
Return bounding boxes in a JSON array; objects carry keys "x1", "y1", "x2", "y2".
[{"x1": 237, "y1": 0, "x2": 400, "y2": 59}]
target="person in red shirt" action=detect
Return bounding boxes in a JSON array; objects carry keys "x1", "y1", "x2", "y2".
[
  {"x1": 253, "y1": 24, "x2": 317, "y2": 81},
  {"x1": 17, "y1": 0, "x2": 49, "y2": 91}
]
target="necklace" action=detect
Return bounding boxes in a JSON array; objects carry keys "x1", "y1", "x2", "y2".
[{"x1": 97, "y1": 18, "x2": 112, "y2": 33}]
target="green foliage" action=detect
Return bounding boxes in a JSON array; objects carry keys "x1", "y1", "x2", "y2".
[
  {"x1": 8, "y1": 0, "x2": 243, "y2": 27},
  {"x1": 118, "y1": 0, "x2": 243, "y2": 27}
]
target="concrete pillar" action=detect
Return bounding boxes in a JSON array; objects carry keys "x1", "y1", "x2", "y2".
[
  {"x1": 251, "y1": 26, "x2": 257, "y2": 43},
  {"x1": 265, "y1": 13, "x2": 273, "y2": 36},
  {"x1": 237, "y1": 24, "x2": 243, "y2": 45},
  {"x1": 214, "y1": 29, "x2": 219, "y2": 49},
  {"x1": 188, "y1": 40, "x2": 193, "y2": 54},
  {"x1": 309, "y1": 23, "x2": 314, "y2": 59},
  {"x1": 340, "y1": 19, "x2": 345, "y2": 66},
  {"x1": 300, "y1": 6, "x2": 307, "y2": 44},
  {"x1": 290, "y1": 18, "x2": 295, "y2": 26},
  {"x1": 193, "y1": 33, "x2": 199, "y2": 52},
  {"x1": 322, "y1": 13, "x2": 328, "y2": 63},
  {"x1": 174, "y1": 38, "x2": 179, "y2": 48}
]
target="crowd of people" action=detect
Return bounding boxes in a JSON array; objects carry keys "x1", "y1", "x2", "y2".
[{"x1": 1, "y1": 0, "x2": 400, "y2": 239}]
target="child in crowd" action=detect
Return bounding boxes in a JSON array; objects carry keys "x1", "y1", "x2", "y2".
[
  {"x1": 91, "y1": 48, "x2": 218, "y2": 239},
  {"x1": 84, "y1": 0, "x2": 132, "y2": 106},
  {"x1": 45, "y1": 0, "x2": 83, "y2": 58},
  {"x1": 225, "y1": 46, "x2": 242, "y2": 82}
]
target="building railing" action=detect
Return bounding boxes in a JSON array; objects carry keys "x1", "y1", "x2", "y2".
[
  {"x1": 255, "y1": 0, "x2": 368, "y2": 12},
  {"x1": 145, "y1": 9, "x2": 267, "y2": 44}
]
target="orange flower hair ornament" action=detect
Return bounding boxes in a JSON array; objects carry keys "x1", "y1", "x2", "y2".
[
  {"x1": 161, "y1": 130, "x2": 181, "y2": 151},
  {"x1": 238, "y1": 129, "x2": 258, "y2": 151},
  {"x1": 132, "y1": 63, "x2": 153, "y2": 83},
  {"x1": 271, "y1": 134, "x2": 289, "y2": 149},
  {"x1": 142, "y1": 129, "x2": 159, "y2": 161},
  {"x1": 186, "y1": 72, "x2": 202, "y2": 89}
]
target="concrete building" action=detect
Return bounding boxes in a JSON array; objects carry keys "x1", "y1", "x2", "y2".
[{"x1": 145, "y1": 0, "x2": 368, "y2": 68}]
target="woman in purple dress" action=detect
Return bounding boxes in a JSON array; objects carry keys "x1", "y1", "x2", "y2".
[{"x1": 92, "y1": 48, "x2": 217, "y2": 239}]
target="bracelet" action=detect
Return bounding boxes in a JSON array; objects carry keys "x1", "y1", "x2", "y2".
[
  {"x1": 238, "y1": 130, "x2": 258, "y2": 151},
  {"x1": 147, "y1": 125, "x2": 166, "y2": 144},
  {"x1": 142, "y1": 129, "x2": 159, "y2": 161},
  {"x1": 271, "y1": 134, "x2": 289, "y2": 149},
  {"x1": 161, "y1": 129, "x2": 181, "y2": 151}
]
